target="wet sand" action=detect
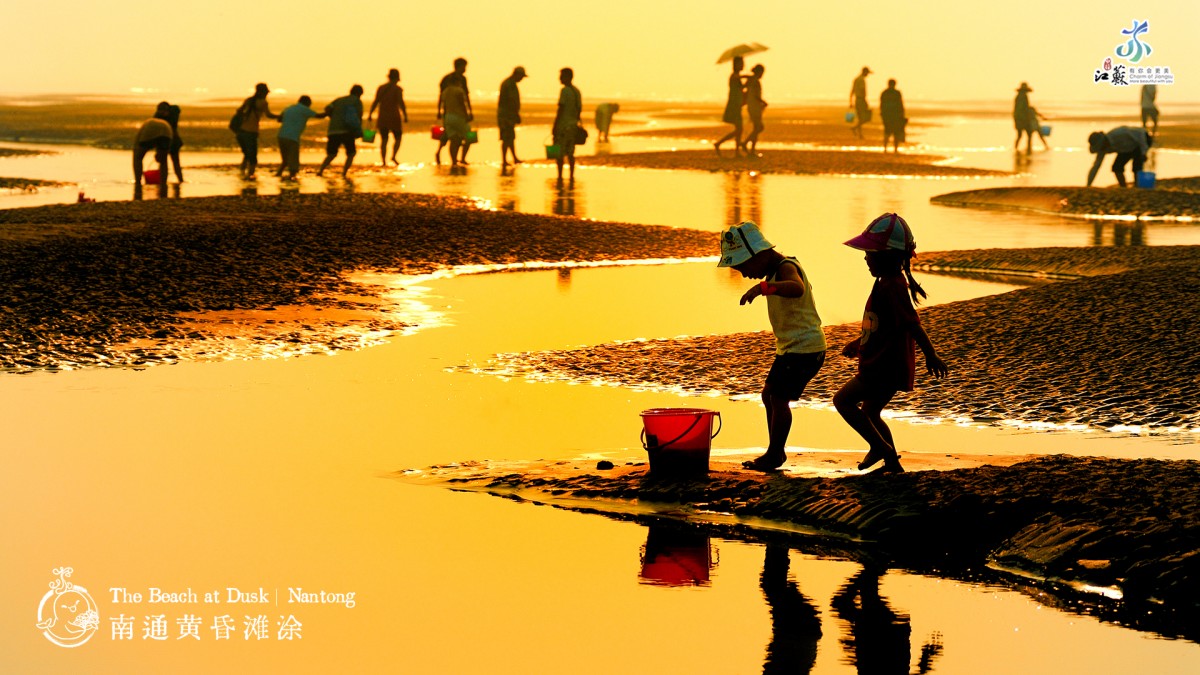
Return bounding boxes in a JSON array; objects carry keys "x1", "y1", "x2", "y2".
[
  {"x1": 0, "y1": 176, "x2": 63, "y2": 190},
  {"x1": 475, "y1": 245, "x2": 1200, "y2": 432},
  {"x1": 0, "y1": 193, "x2": 715, "y2": 371},
  {"x1": 932, "y1": 178, "x2": 1200, "y2": 218},
  {"x1": 400, "y1": 454, "x2": 1200, "y2": 627},
  {"x1": 571, "y1": 149, "x2": 1006, "y2": 177}
]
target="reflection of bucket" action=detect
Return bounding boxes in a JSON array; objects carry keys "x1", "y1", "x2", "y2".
[
  {"x1": 639, "y1": 527, "x2": 716, "y2": 587},
  {"x1": 1136, "y1": 171, "x2": 1156, "y2": 189},
  {"x1": 844, "y1": 111, "x2": 855, "y2": 123},
  {"x1": 640, "y1": 408, "x2": 721, "y2": 475},
  {"x1": 143, "y1": 169, "x2": 161, "y2": 184},
  {"x1": 361, "y1": 128, "x2": 377, "y2": 143},
  {"x1": 545, "y1": 144, "x2": 561, "y2": 159},
  {"x1": 1040, "y1": 125, "x2": 1052, "y2": 136},
  {"x1": 431, "y1": 125, "x2": 444, "y2": 140}
]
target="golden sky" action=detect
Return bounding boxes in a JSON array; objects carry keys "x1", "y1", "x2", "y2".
[{"x1": 3, "y1": 0, "x2": 1196, "y2": 105}]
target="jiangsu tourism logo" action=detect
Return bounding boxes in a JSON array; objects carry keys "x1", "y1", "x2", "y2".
[
  {"x1": 36, "y1": 567, "x2": 101, "y2": 648},
  {"x1": 1092, "y1": 19, "x2": 1175, "y2": 87}
]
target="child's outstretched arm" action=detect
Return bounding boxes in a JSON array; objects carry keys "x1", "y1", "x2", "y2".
[
  {"x1": 739, "y1": 262, "x2": 806, "y2": 305},
  {"x1": 911, "y1": 323, "x2": 948, "y2": 378}
]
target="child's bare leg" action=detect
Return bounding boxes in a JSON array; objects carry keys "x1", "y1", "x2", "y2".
[
  {"x1": 833, "y1": 377, "x2": 897, "y2": 469},
  {"x1": 747, "y1": 385, "x2": 791, "y2": 470},
  {"x1": 860, "y1": 391, "x2": 900, "y2": 470}
]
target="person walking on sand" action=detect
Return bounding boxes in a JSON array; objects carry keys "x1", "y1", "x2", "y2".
[
  {"x1": 742, "y1": 64, "x2": 767, "y2": 156},
  {"x1": 1141, "y1": 84, "x2": 1158, "y2": 137},
  {"x1": 552, "y1": 67, "x2": 583, "y2": 185},
  {"x1": 1013, "y1": 82, "x2": 1037, "y2": 153},
  {"x1": 440, "y1": 75, "x2": 472, "y2": 168},
  {"x1": 718, "y1": 221, "x2": 826, "y2": 472},
  {"x1": 317, "y1": 85, "x2": 365, "y2": 177},
  {"x1": 498, "y1": 66, "x2": 526, "y2": 168},
  {"x1": 595, "y1": 102, "x2": 619, "y2": 142},
  {"x1": 880, "y1": 79, "x2": 906, "y2": 153},
  {"x1": 436, "y1": 58, "x2": 473, "y2": 165},
  {"x1": 233, "y1": 83, "x2": 280, "y2": 178},
  {"x1": 275, "y1": 95, "x2": 326, "y2": 179},
  {"x1": 1026, "y1": 106, "x2": 1049, "y2": 150},
  {"x1": 1086, "y1": 126, "x2": 1152, "y2": 188},
  {"x1": 834, "y1": 213, "x2": 948, "y2": 474},
  {"x1": 133, "y1": 102, "x2": 173, "y2": 187},
  {"x1": 368, "y1": 68, "x2": 408, "y2": 166},
  {"x1": 714, "y1": 56, "x2": 746, "y2": 157},
  {"x1": 849, "y1": 67, "x2": 872, "y2": 139}
]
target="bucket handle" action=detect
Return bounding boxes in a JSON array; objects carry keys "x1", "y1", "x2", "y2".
[{"x1": 641, "y1": 412, "x2": 720, "y2": 450}]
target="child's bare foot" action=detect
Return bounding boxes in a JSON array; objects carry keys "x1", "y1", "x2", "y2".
[
  {"x1": 857, "y1": 447, "x2": 891, "y2": 471},
  {"x1": 743, "y1": 452, "x2": 786, "y2": 472},
  {"x1": 875, "y1": 458, "x2": 905, "y2": 474}
]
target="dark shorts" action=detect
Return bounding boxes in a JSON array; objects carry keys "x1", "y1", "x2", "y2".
[
  {"x1": 499, "y1": 121, "x2": 516, "y2": 143},
  {"x1": 765, "y1": 351, "x2": 825, "y2": 401},
  {"x1": 326, "y1": 132, "x2": 357, "y2": 157}
]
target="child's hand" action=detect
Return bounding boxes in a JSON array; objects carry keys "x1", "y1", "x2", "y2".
[
  {"x1": 926, "y1": 354, "x2": 949, "y2": 378},
  {"x1": 842, "y1": 340, "x2": 860, "y2": 358},
  {"x1": 739, "y1": 286, "x2": 761, "y2": 305}
]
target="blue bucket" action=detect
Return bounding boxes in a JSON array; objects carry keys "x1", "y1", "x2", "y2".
[
  {"x1": 844, "y1": 111, "x2": 855, "y2": 123},
  {"x1": 1040, "y1": 125, "x2": 1052, "y2": 136},
  {"x1": 1136, "y1": 171, "x2": 1156, "y2": 189}
]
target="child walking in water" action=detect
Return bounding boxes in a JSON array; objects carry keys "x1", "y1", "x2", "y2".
[
  {"x1": 834, "y1": 213, "x2": 948, "y2": 473},
  {"x1": 718, "y1": 221, "x2": 827, "y2": 472}
]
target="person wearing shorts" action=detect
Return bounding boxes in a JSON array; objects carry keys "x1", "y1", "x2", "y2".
[
  {"x1": 133, "y1": 102, "x2": 173, "y2": 187},
  {"x1": 368, "y1": 69, "x2": 408, "y2": 166},
  {"x1": 317, "y1": 85, "x2": 365, "y2": 177},
  {"x1": 498, "y1": 66, "x2": 526, "y2": 167},
  {"x1": 717, "y1": 220, "x2": 827, "y2": 472}
]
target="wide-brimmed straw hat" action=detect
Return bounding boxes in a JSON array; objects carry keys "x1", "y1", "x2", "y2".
[
  {"x1": 718, "y1": 221, "x2": 774, "y2": 267},
  {"x1": 844, "y1": 213, "x2": 915, "y2": 253},
  {"x1": 1017, "y1": 82, "x2": 1032, "y2": 92}
]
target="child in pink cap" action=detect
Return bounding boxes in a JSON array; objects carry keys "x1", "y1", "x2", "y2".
[{"x1": 834, "y1": 213, "x2": 948, "y2": 473}]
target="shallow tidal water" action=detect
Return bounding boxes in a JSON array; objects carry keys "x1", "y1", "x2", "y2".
[{"x1": 3, "y1": 102, "x2": 1200, "y2": 672}]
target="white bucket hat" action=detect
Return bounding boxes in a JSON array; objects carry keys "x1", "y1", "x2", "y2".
[{"x1": 717, "y1": 221, "x2": 774, "y2": 267}]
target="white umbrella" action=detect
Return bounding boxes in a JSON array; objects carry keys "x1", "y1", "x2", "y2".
[{"x1": 716, "y1": 42, "x2": 768, "y2": 64}]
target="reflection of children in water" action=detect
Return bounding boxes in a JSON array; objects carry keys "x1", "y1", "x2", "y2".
[
  {"x1": 760, "y1": 545, "x2": 821, "y2": 674},
  {"x1": 832, "y1": 568, "x2": 943, "y2": 674}
]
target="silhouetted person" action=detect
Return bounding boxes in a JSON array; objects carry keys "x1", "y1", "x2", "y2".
[
  {"x1": 498, "y1": 66, "x2": 527, "y2": 167},
  {"x1": 1026, "y1": 106, "x2": 1049, "y2": 150},
  {"x1": 743, "y1": 64, "x2": 767, "y2": 155},
  {"x1": 436, "y1": 58, "x2": 473, "y2": 165},
  {"x1": 850, "y1": 67, "x2": 872, "y2": 139},
  {"x1": 368, "y1": 68, "x2": 409, "y2": 166},
  {"x1": 714, "y1": 56, "x2": 746, "y2": 157},
  {"x1": 275, "y1": 95, "x2": 326, "y2": 179},
  {"x1": 1013, "y1": 82, "x2": 1035, "y2": 153},
  {"x1": 233, "y1": 83, "x2": 280, "y2": 178},
  {"x1": 441, "y1": 75, "x2": 472, "y2": 168},
  {"x1": 760, "y1": 545, "x2": 821, "y2": 674},
  {"x1": 552, "y1": 67, "x2": 582, "y2": 185},
  {"x1": 880, "y1": 79, "x2": 906, "y2": 153},
  {"x1": 318, "y1": 85, "x2": 365, "y2": 177},
  {"x1": 1087, "y1": 126, "x2": 1152, "y2": 187},
  {"x1": 133, "y1": 102, "x2": 172, "y2": 188},
  {"x1": 163, "y1": 103, "x2": 183, "y2": 181},
  {"x1": 1141, "y1": 84, "x2": 1158, "y2": 137},
  {"x1": 595, "y1": 102, "x2": 619, "y2": 142}
]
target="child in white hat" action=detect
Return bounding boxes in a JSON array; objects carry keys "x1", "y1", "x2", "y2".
[
  {"x1": 719, "y1": 221, "x2": 826, "y2": 471},
  {"x1": 835, "y1": 213, "x2": 948, "y2": 473}
]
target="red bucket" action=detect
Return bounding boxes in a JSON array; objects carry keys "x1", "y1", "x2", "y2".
[
  {"x1": 640, "y1": 408, "x2": 721, "y2": 475},
  {"x1": 430, "y1": 125, "x2": 445, "y2": 140},
  {"x1": 142, "y1": 169, "x2": 161, "y2": 184}
]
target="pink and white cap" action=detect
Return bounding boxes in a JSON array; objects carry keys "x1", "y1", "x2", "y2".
[{"x1": 843, "y1": 212, "x2": 916, "y2": 253}]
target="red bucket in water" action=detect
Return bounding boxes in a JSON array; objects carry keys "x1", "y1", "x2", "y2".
[
  {"x1": 142, "y1": 169, "x2": 161, "y2": 184},
  {"x1": 640, "y1": 408, "x2": 721, "y2": 475}
]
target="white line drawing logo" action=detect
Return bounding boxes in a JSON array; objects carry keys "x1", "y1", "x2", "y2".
[{"x1": 36, "y1": 567, "x2": 100, "y2": 648}]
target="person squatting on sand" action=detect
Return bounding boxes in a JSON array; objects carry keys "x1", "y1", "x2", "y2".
[
  {"x1": 318, "y1": 85, "x2": 365, "y2": 177},
  {"x1": 133, "y1": 102, "x2": 173, "y2": 187},
  {"x1": 276, "y1": 96, "x2": 326, "y2": 179},
  {"x1": 1087, "y1": 126, "x2": 1152, "y2": 188},
  {"x1": 834, "y1": 213, "x2": 948, "y2": 474},
  {"x1": 368, "y1": 69, "x2": 408, "y2": 166},
  {"x1": 233, "y1": 83, "x2": 280, "y2": 178},
  {"x1": 718, "y1": 221, "x2": 827, "y2": 472}
]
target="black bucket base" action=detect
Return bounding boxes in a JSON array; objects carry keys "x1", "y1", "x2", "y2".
[{"x1": 647, "y1": 447, "x2": 710, "y2": 476}]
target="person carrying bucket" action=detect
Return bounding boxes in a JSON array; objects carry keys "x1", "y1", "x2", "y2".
[
  {"x1": 718, "y1": 221, "x2": 826, "y2": 472},
  {"x1": 834, "y1": 213, "x2": 948, "y2": 474}
]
